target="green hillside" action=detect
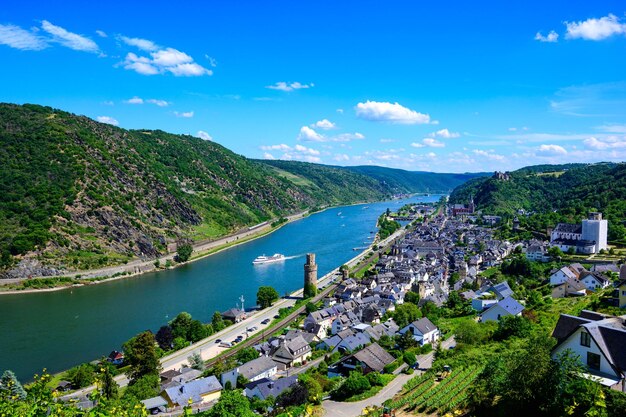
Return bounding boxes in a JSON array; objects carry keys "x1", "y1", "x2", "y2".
[
  {"x1": 449, "y1": 162, "x2": 626, "y2": 241},
  {"x1": 0, "y1": 104, "x2": 394, "y2": 274},
  {"x1": 0, "y1": 103, "x2": 481, "y2": 276}
]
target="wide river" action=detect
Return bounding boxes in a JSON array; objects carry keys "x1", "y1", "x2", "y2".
[{"x1": 1, "y1": 195, "x2": 440, "y2": 381}]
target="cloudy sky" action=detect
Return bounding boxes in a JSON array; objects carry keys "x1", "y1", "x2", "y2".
[{"x1": 1, "y1": 1, "x2": 626, "y2": 172}]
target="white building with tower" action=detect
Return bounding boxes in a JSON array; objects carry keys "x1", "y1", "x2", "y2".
[{"x1": 550, "y1": 212, "x2": 608, "y2": 254}]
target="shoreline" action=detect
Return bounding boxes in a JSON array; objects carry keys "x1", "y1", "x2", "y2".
[{"x1": 0, "y1": 194, "x2": 430, "y2": 296}]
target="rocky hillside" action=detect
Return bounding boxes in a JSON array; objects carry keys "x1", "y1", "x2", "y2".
[{"x1": 0, "y1": 103, "x2": 478, "y2": 277}]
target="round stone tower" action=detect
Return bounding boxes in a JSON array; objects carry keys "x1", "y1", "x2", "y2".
[{"x1": 303, "y1": 253, "x2": 318, "y2": 298}]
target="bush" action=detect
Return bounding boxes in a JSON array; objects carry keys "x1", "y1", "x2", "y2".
[
  {"x1": 175, "y1": 243, "x2": 193, "y2": 262},
  {"x1": 331, "y1": 371, "x2": 371, "y2": 400}
]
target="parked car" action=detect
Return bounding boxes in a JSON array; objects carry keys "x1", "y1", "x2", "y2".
[
  {"x1": 215, "y1": 339, "x2": 222, "y2": 343},
  {"x1": 261, "y1": 319, "x2": 270, "y2": 325},
  {"x1": 218, "y1": 342, "x2": 232, "y2": 348}
]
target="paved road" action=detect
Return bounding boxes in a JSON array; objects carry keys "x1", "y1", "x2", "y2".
[{"x1": 322, "y1": 337, "x2": 456, "y2": 417}]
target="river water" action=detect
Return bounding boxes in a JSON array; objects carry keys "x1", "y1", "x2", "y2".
[{"x1": 1, "y1": 195, "x2": 439, "y2": 381}]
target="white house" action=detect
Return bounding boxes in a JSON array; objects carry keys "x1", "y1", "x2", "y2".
[
  {"x1": 220, "y1": 355, "x2": 277, "y2": 388},
  {"x1": 480, "y1": 296, "x2": 524, "y2": 322},
  {"x1": 398, "y1": 317, "x2": 440, "y2": 346},
  {"x1": 552, "y1": 311, "x2": 626, "y2": 392},
  {"x1": 550, "y1": 266, "x2": 581, "y2": 286},
  {"x1": 579, "y1": 272, "x2": 611, "y2": 292}
]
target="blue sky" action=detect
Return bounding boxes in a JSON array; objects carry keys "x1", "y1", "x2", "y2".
[{"x1": 1, "y1": 1, "x2": 626, "y2": 172}]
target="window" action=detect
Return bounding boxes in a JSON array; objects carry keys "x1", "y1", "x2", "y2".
[
  {"x1": 587, "y1": 352, "x2": 601, "y2": 370},
  {"x1": 580, "y1": 331, "x2": 591, "y2": 347}
]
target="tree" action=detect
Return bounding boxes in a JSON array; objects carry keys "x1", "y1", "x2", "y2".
[
  {"x1": 122, "y1": 331, "x2": 161, "y2": 383},
  {"x1": 256, "y1": 286, "x2": 279, "y2": 309},
  {"x1": 175, "y1": 243, "x2": 193, "y2": 262},
  {"x1": 493, "y1": 315, "x2": 532, "y2": 341},
  {"x1": 455, "y1": 319, "x2": 488, "y2": 345},
  {"x1": 189, "y1": 319, "x2": 209, "y2": 342},
  {"x1": 391, "y1": 302, "x2": 422, "y2": 328},
  {"x1": 397, "y1": 331, "x2": 418, "y2": 350},
  {"x1": 205, "y1": 389, "x2": 256, "y2": 417},
  {"x1": 99, "y1": 366, "x2": 118, "y2": 400},
  {"x1": 299, "y1": 374, "x2": 323, "y2": 405},
  {"x1": 305, "y1": 302, "x2": 318, "y2": 314},
  {"x1": 332, "y1": 371, "x2": 371, "y2": 400},
  {"x1": 188, "y1": 353, "x2": 204, "y2": 371},
  {"x1": 277, "y1": 382, "x2": 309, "y2": 408},
  {"x1": 122, "y1": 374, "x2": 159, "y2": 401},
  {"x1": 155, "y1": 325, "x2": 174, "y2": 350},
  {"x1": 212, "y1": 311, "x2": 225, "y2": 332},
  {"x1": 0, "y1": 370, "x2": 26, "y2": 401},
  {"x1": 547, "y1": 246, "x2": 563, "y2": 259},
  {"x1": 71, "y1": 363, "x2": 95, "y2": 388},
  {"x1": 236, "y1": 347, "x2": 259, "y2": 364},
  {"x1": 404, "y1": 291, "x2": 420, "y2": 305},
  {"x1": 170, "y1": 312, "x2": 193, "y2": 340}
]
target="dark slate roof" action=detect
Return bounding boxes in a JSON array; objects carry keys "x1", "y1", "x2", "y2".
[
  {"x1": 553, "y1": 223, "x2": 582, "y2": 234},
  {"x1": 410, "y1": 317, "x2": 438, "y2": 335},
  {"x1": 491, "y1": 281, "x2": 513, "y2": 298},
  {"x1": 552, "y1": 314, "x2": 592, "y2": 343},
  {"x1": 141, "y1": 396, "x2": 168, "y2": 410},
  {"x1": 579, "y1": 310, "x2": 610, "y2": 321},
  {"x1": 245, "y1": 376, "x2": 297, "y2": 399},
  {"x1": 352, "y1": 343, "x2": 395, "y2": 372},
  {"x1": 597, "y1": 325, "x2": 626, "y2": 371}
]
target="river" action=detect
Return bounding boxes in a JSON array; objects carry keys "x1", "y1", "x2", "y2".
[{"x1": 0, "y1": 195, "x2": 440, "y2": 381}]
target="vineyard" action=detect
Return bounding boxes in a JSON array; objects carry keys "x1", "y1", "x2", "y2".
[{"x1": 384, "y1": 365, "x2": 484, "y2": 415}]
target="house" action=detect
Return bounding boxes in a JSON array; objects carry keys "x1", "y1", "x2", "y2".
[
  {"x1": 551, "y1": 311, "x2": 626, "y2": 392},
  {"x1": 399, "y1": 317, "x2": 440, "y2": 346},
  {"x1": 331, "y1": 312, "x2": 361, "y2": 334},
  {"x1": 471, "y1": 298, "x2": 498, "y2": 312},
  {"x1": 579, "y1": 272, "x2": 611, "y2": 292},
  {"x1": 161, "y1": 376, "x2": 223, "y2": 407},
  {"x1": 550, "y1": 266, "x2": 582, "y2": 286},
  {"x1": 55, "y1": 380, "x2": 72, "y2": 392},
  {"x1": 552, "y1": 277, "x2": 587, "y2": 299},
  {"x1": 107, "y1": 350, "x2": 124, "y2": 366},
  {"x1": 221, "y1": 356, "x2": 278, "y2": 388},
  {"x1": 221, "y1": 308, "x2": 246, "y2": 323},
  {"x1": 526, "y1": 242, "x2": 550, "y2": 262},
  {"x1": 480, "y1": 296, "x2": 524, "y2": 322},
  {"x1": 340, "y1": 342, "x2": 396, "y2": 374},
  {"x1": 335, "y1": 332, "x2": 371, "y2": 353},
  {"x1": 488, "y1": 281, "x2": 513, "y2": 300},
  {"x1": 244, "y1": 376, "x2": 298, "y2": 401},
  {"x1": 141, "y1": 396, "x2": 168, "y2": 414},
  {"x1": 272, "y1": 336, "x2": 312, "y2": 370}
]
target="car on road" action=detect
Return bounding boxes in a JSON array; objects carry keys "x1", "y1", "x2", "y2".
[
  {"x1": 273, "y1": 314, "x2": 279, "y2": 319},
  {"x1": 261, "y1": 319, "x2": 270, "y2": 324},
  {"x1": 215, "y1": 339, "x2": 222, "y2": 343},
  {"x1": 218, "y1": 342, "x2": 232, "y2": 348}
]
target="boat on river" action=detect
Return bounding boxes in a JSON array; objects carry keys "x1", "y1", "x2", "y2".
[{"x1": 252, "y1": 253, "x2": 285, "y2": 265}]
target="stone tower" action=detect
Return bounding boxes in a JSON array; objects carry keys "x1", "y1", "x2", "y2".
[{"x1": 303, "y1": 253, "x2": 318, "y2": 298}]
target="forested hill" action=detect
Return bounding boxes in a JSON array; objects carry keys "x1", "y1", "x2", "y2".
[
  {"x1": 0, "y1": 103, "x2": 475, "y2": 276},
  {"x1": 449, "y1": 163, "x2": 626, "y2": 240}
]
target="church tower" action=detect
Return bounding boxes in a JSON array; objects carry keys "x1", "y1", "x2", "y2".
[{"x1": 303, "y1": 253, "x2": 318, "y2": 298}]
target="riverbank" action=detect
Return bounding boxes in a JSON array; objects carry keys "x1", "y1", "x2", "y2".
[{"x1": 0, "y1": 209, "x2": 312, "y2": 295}]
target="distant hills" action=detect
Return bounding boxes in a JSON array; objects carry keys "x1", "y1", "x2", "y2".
[
  {"x1": 449, "y1": 162, "x2": 626, "y2": 240},
  {"x1": 0, "y1": 103, "x2": 481, "y2": 275}
]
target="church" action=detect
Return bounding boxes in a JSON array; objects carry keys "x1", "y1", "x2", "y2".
[{"x1": 550, "y1": 212, "x2": 608, "y2": 254}]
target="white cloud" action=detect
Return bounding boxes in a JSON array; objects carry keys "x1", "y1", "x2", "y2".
[
  {"x1": 535, "y1": 30, "x2": 559, "y2": 42},
  {"x1": 380, "y1": 138, "x2": 395, "y2": 143},
  {"x1": 312, "y1": 119, "x2": 336, "y2": 130},
  {"x1": 174, "y1": 111, "x2": 194, "y2": 118},
  {"x1": 0, "y1": 23, "x2": 48, "y2": 50},
  {"x1": 102, "y1": 100, "x2": 114, "y2": 106},
  {"x1": 334, "y1": 154, "x2": 350, "y2": 162},
  {"x1": 266, "y1": 81, "x2": 314, "y2": 92},
  {"x1": 508, "y1": 127, "x2": 517, "y2": 131},
  {"x1": 41, "y1": 20, "x2": 99, "y2": 52},
  {"x1": 413, "y1": 138, "x2": 445, "y2": 148},
  {"x1": 537, "y1": 144, "x2": 567, "y2": 156},
  {"x1": 334, "y1": 132, "x2": 365, "y2": 142},
  {"x1": 473, "y1": 149, "x2": 505, "y2": 161},
  {"x1": 596, "y1": 124, "x2": 626, "y2": 133},
  {"x1": 431, "y1": 128, "x2": 460, "y2": 138},
  {"x1": 260, "y1": 143, "x2": 321, "y2": 163},
  {"x1": 336, "y1": 108, "x2": 344, "y2": 114},
  {"x1": 120, "y1": 36, "x2": 159, "y2": 51},
  {"x1": 565, "y1": 14, "x2": 626, "y2": 41},
  {"x1": 294, "y1": 144, "x2": 320, "y2": 155},
  {"x1": 196, "y1": 131, "x2": 212, "y2": 141},
  {"x1": 205, "y1": 54, "x2": 217, "y2": 67},
  {"x1": 97, "y1": 116, "x2": 119, "y2": 126},
  {"x1": 95, "y1": 30, "x2": 107, "y2": 38},
  {"x1": 355, "y1": 100, "x2": 431, "y2": 124},
  {"x1": 298, "y1": 126, "x2": 325, "y2": 142},
  {"x1": 262, "y1": 152, "x2": 275, "y2": 160},
  {"x1": 146, "y1": 99, "x2": 170, "y2": 107},
  {"x1": 125, "y1": 96, "x2": 144, "y2": 104},
  {"x1": 260, "y1": 144, "x2": 292, "y2": 152},
  {"x1": 583, "y1": 136, "x2": 626, "y2": 150},
  {"x1": 120, "y1": 36, "x2": 212, "y2": 77}
]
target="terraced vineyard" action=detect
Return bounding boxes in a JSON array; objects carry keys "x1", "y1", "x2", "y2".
[{"x1": 385, "y1": 365, "x2": 484, "y2": 415}]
